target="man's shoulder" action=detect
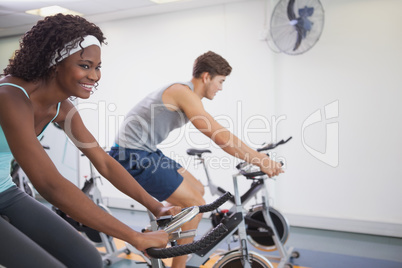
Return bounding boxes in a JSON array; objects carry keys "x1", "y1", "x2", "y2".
[
  {"x1": 168, "y1": 82, "x2": 192, "y2": 91},
  {"x1": 165, "y1": 83, "x2": 195, "y2": 98},
  {"x1": 163, "y1": 83, "x2": 201, "y2": 112}
]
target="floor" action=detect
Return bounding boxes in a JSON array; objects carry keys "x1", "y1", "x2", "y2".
[{"x1": 106, "y1": 208, "x2": 402, "y2": 268}]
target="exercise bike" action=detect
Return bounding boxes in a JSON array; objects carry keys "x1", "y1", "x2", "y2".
[
  {"x1": 145, "y1": 192, "x2": 235, "y2": 268},
  {"x1": 186, "y1": 137, "x2": 300, "y2": 268},
  {"x1": 10, "y1": 158, "x2": 36, "y2": 198},
  {"x1": 146, "y1": 190, "x2": 274, "y2": 268},
  {"x1": 52, "y1": 155, "x2": 134, "y2": 266},
  {"x1": 52, "y1": 154, "x2": 233, "y2": 267}
]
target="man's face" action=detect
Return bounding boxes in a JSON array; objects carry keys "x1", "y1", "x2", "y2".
[{"x1": 205, "y1": 74, "x2": 226, "y2": 100}]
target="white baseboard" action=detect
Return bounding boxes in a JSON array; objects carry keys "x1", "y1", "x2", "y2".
[{"x1": 284, "y1": 213, "x2": 402, "y2": 238}]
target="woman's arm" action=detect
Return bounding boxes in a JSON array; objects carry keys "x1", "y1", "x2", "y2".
[
  {"x1": 0, "y1": 93, "x2": 169, "y2": 251},
  {"x1": 56, "y1": 100, "x2": 180, "y2": 217}
]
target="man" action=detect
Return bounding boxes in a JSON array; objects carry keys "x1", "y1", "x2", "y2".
[{"x1": 109, "y1": 51, "x2": 283, "y2": 268}]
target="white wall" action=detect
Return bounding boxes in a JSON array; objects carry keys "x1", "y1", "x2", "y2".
[
  {"x1": 78, "y1": 0, "x2": 278, "y2": 208},
  {"x1": 1, "y1": 0, "x2": 401, "y2": 237},
  {"x1": 272, "y1": 0, "x2": 402, "y2": 236},
  {"x1": 85, "y1": 0, "x2": 402, "y2": 237},
  {"x1": 0, "y1": 36, "x2": 19, "y2": 70}
]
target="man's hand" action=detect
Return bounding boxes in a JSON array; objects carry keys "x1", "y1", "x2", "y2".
[
  {"x1": 155, "y1": 204, "x2": 182, "y2": 218},
  {"x1": 258, "y1": 154, "x2": 284, "y2": 178}
]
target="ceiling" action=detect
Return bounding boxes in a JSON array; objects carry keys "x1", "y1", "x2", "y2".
[{"x1": 0, "y1": 0, "x2": 245, "y2": 38}]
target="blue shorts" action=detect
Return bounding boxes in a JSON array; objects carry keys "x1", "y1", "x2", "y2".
[{"x1": 109, "y1": 147, "x2": 183, "y2": 201}]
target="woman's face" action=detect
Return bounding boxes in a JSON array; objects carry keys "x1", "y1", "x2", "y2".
[{"x1": 55, "y1": 45, "x2": 102, "y2": 99}]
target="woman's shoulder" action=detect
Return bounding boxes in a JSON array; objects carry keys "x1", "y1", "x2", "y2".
[{"x1": 0, "y1": 77, "x2": 31, "y2": 99}]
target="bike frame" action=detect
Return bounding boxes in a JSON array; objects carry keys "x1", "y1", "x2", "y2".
[{"x1": 188, "y1": 137, "x2": 296, "y2": 268}]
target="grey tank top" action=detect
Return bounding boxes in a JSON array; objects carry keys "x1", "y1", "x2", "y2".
[{"x1": 115, "y1": 81, "x2": 193, "y2": 152}]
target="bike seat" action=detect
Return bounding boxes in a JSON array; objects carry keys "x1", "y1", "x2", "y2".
[{"x1": 186, "y1": 148, "x2": 211, "y2": 156}]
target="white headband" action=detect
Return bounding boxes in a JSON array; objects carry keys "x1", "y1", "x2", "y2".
[{"x1": 50, "y1": 35, "x2": 101, "y2": 66}]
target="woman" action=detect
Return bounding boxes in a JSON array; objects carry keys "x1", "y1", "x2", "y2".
[{"x1": 0, "y1": 14, "x2": 179, "y2": 267}]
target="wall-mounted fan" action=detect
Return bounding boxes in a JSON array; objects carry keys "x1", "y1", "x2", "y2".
[{"x1": 269, "y1": 0, "x2": 325, "y2": 55}]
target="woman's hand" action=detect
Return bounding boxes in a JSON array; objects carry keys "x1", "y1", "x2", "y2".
[{"x1": 131, "y1": 230, "x2": 169, "y2": 252}]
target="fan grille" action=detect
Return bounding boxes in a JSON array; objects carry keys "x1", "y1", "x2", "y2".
[{"x1": 270, "y1": 0, "x2": 325, "y2": 55}]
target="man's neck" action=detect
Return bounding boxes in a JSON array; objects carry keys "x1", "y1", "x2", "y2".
[{"x1": 191, "y1": 77, "x2": 204, "y2": 100}]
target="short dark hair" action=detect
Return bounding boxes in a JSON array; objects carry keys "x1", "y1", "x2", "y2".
[
  {"x1": 192, "y1": 51, "x2": 232, "y2": 78},
  {"x1": 2, "y1": 13, "x2": 106, "y2": 82}
]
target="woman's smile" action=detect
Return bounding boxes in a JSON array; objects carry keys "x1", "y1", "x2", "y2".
[{"x1": 80, "y1": 83, "x2": 95, "y2": 92}]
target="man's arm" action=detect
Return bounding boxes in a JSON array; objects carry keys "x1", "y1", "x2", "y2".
[{"x1": 166, "y1": 85, "x2": 283, "y2": 177}]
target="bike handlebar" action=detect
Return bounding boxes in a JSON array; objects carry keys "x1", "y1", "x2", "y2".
[
  {"x1": 235, "y1": 137, "x2": 292, "y2": 177},
  {"x1": 198, "y1": 191, "x2": 232, "y2": 213},
  {"x1": 256, "y1": 136, "x2": 292, "y2": 152},
  {"x1": 146, "y1": 192, "x2": 232, "y2": 259},
  {"x1": 146, "y1": 223, "x2": 228, "y2": 259},
  {"x1": 240, "y1": 170, "x2": 266, "y2": 178}
]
